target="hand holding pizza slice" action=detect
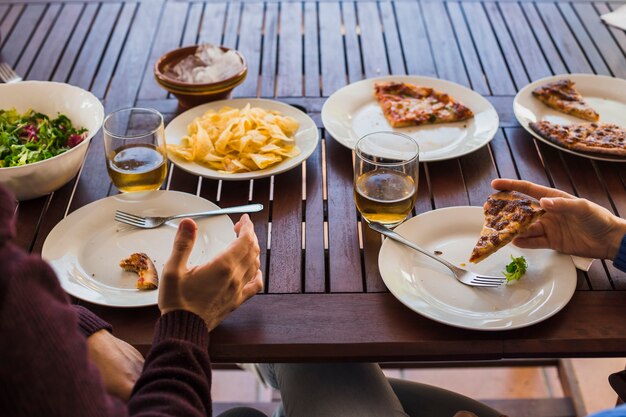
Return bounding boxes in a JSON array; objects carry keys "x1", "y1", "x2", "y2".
[{"x1": 469, "y1": 191, "x2": 545, "y2": 263}]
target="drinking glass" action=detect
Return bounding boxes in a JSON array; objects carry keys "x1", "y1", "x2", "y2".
[
  {"x1": 354, "y1": 132, "x2": 419, "y2": 228},
  {"x1": 103, "y1": 108, "x2": 168, "y2": 193}
]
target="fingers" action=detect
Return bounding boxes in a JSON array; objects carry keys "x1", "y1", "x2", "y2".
[
  {"x1": 241, "y1": 270, "x2": 264, "y2": 302},
  {"x1": 516, "y1": 222, "x2": 544, "y2": 239},
  {"x1": 165, "y1": 219, "x2": 197, "y2": 271},
  {"x1": 512, "y1": 235, "x2": 550, "y2": 249},
  {"x1": 491, "y1": 179, "x2": 573, "y2": 200}
]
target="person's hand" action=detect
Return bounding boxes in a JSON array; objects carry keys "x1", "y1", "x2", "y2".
[
  {"x1": 159, "y1": 214, "x2": 263, "y2": 331},
  {"x1": 492, "y1": 179, "x2": 626, "y2": 260},
  {"x1": 86, "y1": 329, "x2": 144, "y2": 402}
]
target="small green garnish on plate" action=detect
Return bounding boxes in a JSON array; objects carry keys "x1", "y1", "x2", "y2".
[{"x1": 504, "y1": 255, "x2": 527, "y2": 283}]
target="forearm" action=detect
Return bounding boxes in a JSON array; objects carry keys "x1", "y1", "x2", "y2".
[{"x1": 128, "y1": 311, "x2": 212, "y2": 417}]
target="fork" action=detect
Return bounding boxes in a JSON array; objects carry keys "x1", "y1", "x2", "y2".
[
  {"x1": 368, "y1": 222, "x2": 506, "y2": 288},
  {"x1": 0, "y1": 62, "x2": 22, "y2": 83},
  {"x1": 115, "y1": 203, "x2": 264, "y2": 229}
]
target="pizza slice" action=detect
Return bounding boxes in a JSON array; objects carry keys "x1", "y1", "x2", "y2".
[
  {"x1": 119, "y1": 252, "x2": 159, "y2": 290},
  {"x1": 374, "y1": 81, "x2": 474, "y2": 128},
  {"x1": 529, "y1": 121, "x2": 626, "y2": 157},
  {"x1": 469, "y1": 191, "x2": 545, "y2": 264},
  {"x1": 532, "y1": 79, "x2": 599, "y2": 122}
]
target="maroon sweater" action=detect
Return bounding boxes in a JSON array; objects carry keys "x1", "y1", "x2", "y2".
[{"x1": 0, "y1": 185, "x2": 213, "y2": 417}]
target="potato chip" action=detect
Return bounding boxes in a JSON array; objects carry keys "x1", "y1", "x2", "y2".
[{"x1": 168, "y1": 104, "x2": 301, "y2": 173}]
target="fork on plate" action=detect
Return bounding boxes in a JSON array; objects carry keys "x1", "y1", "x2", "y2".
[
  {"x1": 368, "y1": 222, "x2": 506, "y2": 288},
  {"x1": 115, "y1": 203, "x2": 263, "y2": 229},
  {"x1": 0, "y1": 62, "x2": 22, "y2": 83}
]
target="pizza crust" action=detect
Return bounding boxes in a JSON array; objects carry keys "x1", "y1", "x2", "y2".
[
  {"x1": 530, "y1": 121, "x2": 626, "y2": 157},
  {"x1": 119, "y1": 252, "x2": 159, "y2": 290},
  {"x1": 374, "y1": 81, "x2": 474, "y2": 128},
  {"x1": 469, "y1": 191, "x2": 545, "y2": 264}
]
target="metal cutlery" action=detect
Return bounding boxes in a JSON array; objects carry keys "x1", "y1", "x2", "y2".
[
  {"x1": 115, "y1": 203, "x2": 263, "y2": 229},
  {"x1": 368, "y1": 221, "x2": 507, "y2": 288},
  {"x1": 0, "y1": 62, "x2": 22, "y2": 83}
]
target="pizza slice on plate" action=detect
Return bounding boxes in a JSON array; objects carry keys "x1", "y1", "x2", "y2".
[
  {"x1": 469, "y1": 191, "x2": 545, "y2": 264},
  {"x1": 532, "y1": 79, "x2": 599, "y2": 122},
  {"x1": 119, "y1": 252, "x2": 159, "y2": 290},
  {"x1": 529, "y1": 121, "x2": 626, "y2": 157},
  {"x1": 374, "y1": 81, "x2": 474, "y2": 128}
]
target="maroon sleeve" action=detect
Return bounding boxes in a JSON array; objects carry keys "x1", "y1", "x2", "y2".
[
  {"x1": 74, "y1": 304, "x2": 113, "y2": 338},
  {"x1": 129, "y1": 311, "x2": 213, "y2": 417}
]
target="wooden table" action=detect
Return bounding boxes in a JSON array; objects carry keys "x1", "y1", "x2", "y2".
[{"x1": 5, "y1": 0, "x2": 626, "y2": 363}]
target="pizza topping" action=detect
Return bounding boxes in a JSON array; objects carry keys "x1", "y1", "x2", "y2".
[
  {"x1": 374, "y1": 81, "x2": 474, "y2": 128},
  {"x1": 469, "y1": 191, "x2": 545, "y2": 264},
  {"x1": 119, "y1": 252, "x2": 159, "y2": 291}
]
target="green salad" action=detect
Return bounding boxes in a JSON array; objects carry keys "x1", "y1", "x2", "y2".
[{"x1": 0, "y1": 108, "x2": 87, "y2": 168}]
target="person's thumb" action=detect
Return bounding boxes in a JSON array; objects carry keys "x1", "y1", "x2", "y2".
[{"x1": 166, "y1": 218, "x2": 197, "y2": 270}]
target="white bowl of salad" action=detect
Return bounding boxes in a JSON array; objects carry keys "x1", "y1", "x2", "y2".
[{"x1": 0, "y1": 81, "x2": 104, "y2": 200}]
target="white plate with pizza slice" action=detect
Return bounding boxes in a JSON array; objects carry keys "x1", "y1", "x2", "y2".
[
  {"x1": 321, "y1": 75, "x2": 499, "y2": 162},
  {"x1": 378, "y1": 206, "x2": 577, "y2": 331},
  {"x1": 42, "y1": 191, "x2": 236, "y2": 307},
  {"x1": 514, "y1": 73, "x2": 626, "y2": 162}
]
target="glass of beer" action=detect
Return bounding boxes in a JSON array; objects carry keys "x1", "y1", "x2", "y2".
[
  {"x1": 354, "y1": 132, "x2": 419, "y2": 228},
  {"x1": 103, "y1": 108, "x2": 168, "y2": 193}
]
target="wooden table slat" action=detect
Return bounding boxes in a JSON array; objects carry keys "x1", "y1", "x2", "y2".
[
  {"x1": 276, "y1": 2, "x2": 303, "y2": 97},
  {"x1": 303, "y1": 2, "x2": 320, "y2": 97},
  {"x1": 394, "y1": 2, "x2": 437, "y2": 78},
  {"x1": 233, "y1": 2, "x2": 264, "y2": 98},
  {"x1": 520, "y1": 2, "x2": 568, "y2": 76},
  {"x1": 52, "y1": 3, "x2": 99, "y2": 83},
  {"x1": 422, "y1": 1, "x2": 470, "y2": 87},
  {"x1": 379, "y1": 2, "x2": 405, "y2": 76},
  {"x1": 342, "y1": 2, "x2": 364, "y2": 84},
  {"x1": 319, "y1": 2, "x2": 347, "y2": 96},
  {"x1": 1, "y1": 3, "x2": 44, "y2": 66},
  {"x1": 304, "y1": 133, "x2": 326, "y2": 293}
]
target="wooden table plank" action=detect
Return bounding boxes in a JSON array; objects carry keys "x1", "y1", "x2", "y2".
[
  {"x1": 303, "y1": 2, "x2": 320, "y2": 97},
  {"x1": 428, "y1": 160, "x2": 469, "y2": 208},
  {"x1": 0, "y1": 3, "x2": 23, "y2": 49},
  {"x1": 319, "y1": 2, "x2": 346, "y2": 96},
  {"x1": 137, "y1": 1, "x2": 188, "y2": 100},
  {"x1": 534, "y1": 3, "x2": 594, "y2": 74},
  {"x1": 520, "y1": 2, "x2": 567, "y2": 76},
  {"x1": 276, "y1": 2, "x2": 303, "y2": 97},
  {"x1": 52, "y1": 3, "x2": 98, "y2": 83},
  {"x1": 422, "y1": 1, "x2": 470, "y2": 87},
  {"x1": 68, "y1": 2, "x2": 124, "y2": 94},
  {"x1": 605, "y1": 3, "x2": 626, "y2": 56},
  {"x1": 260, "y1": 3, "x2": 278, "y2": 98},
  {"x1": 394, "y1": 2, "x2": 437, "y2": 78},
  {"x1": 16, "y1": 4, "x2": 60, "y2": 76},
  {"x1": 90, "y1": 3, "x2": 136, "y2": 98},
  {"x1": 557, "y1": 2, "x2": 611, "y2": 76},
  {"x1": 304, "y1": 132, "x2": 325, "y2": 293},
  {"x1": 462, "y1": 2, "x2": 516, "y2": 95},
  {"x1": 27, "y1": 3, "x2": 83, "y2": 81},
  {"x1": 358, "y1": 2, "x2": 389, "y2": 78},
  {"x1": 460, "y1": 146, "x2": 499, "y2": 207},
  {"x1": 325, "y1": 134, "x2": 363, "y2": 292},
  {"x1": 221, "y1": 2, "x2": 240, "y2": 49},
  {"x1": 92, "y1": 291, "x2": 626, "y2": 362},
  {"x1": 198, "y1": 2, "x2": 226, "y2": 45},
  {"x1": 573, "y1": 2, "x2": 626, "y2": 79},
  {"x1": 498, "y1": 2, "x2": 552, "y2": 82},
  {"x1": 234, "y1": 2, "x2": 263, "y2": 98},
  {"x1": 269, "y1": 166, "x2": 304, "y2": 293},
  {"x1": 379, "y1": 2, "x2": 405, "y2": 75},
  {"x1": 342, "y1": 2, "x2": 364, "y2": 84},
  {"x1": 483, "y1": 2, "x2": 529, "y2": 90},
  {"x1": 181, "y1": 2, "x2": 202, "y2": 46},
  {"x1": 1, "y1": 3, "x2": 43, "y2": 65},
  {"x1": 446, "y1": 2, "x2": 490, "y2": 95}
]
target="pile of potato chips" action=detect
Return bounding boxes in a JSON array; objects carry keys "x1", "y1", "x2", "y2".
[{"x1": 168, "y1": 104, "x2": 301, "y2": 173}]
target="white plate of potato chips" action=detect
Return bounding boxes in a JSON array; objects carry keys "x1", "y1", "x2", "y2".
[{"x1": 165, "y1": 98, "x2": 319, "y2": 180}]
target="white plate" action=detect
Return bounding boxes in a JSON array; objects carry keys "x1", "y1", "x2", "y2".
[
  {"x1": 321, "y1": 76, "x2": 499, "y2": 162},
  {"x1": 165, "y1": 98, "x2": 319, "y2": 180},
  {"x1": 514, "y1": 74, "x2": 626, "y2": 162},
  {"x1": 378, "y1": 207, "x2": 577, "y2": 330},
  {"x1": 42, "y1": 191, "x2": 236, "y2": 307}
]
